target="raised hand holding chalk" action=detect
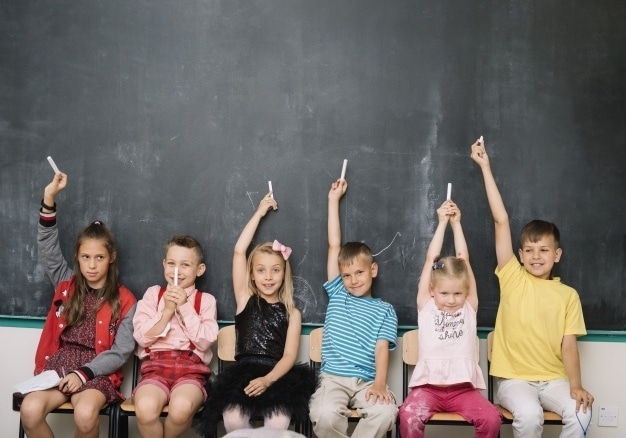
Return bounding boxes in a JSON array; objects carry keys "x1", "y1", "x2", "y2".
[
  {"x1": 258, "y1": 190, "x2": 278, "y2": 215},
  {"x1": 470, "y1": 136, "x2": 490, "y2": 168},
  {"x1": 47, "y1": 156, "x2": 61, "y2": 174}
]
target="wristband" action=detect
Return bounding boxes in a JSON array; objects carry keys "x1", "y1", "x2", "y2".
[{"x1": 41, "y1": 199, "x2": 57, "y2": 211}]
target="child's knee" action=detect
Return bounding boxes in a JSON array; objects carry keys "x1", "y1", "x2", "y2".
[
  {"x1": 20, "y1": 398, "x2": 45, "y2": 427},
  {"x1": 476, "y1": 409, "x2": 503, "y2": 433},
  {"x1": 366, "y1": 401, "x2": 398, "y2": 421},
  {"x1": 73, "y1": 405, "x2": 100, "y2": 432},
  {"x1": 223, "y1": 407, "x2": 250, "y2": 432},
  {"x1": 134, "y1": 396, "x2": 164, "y2": 421},
  {"x1": 310, "y1": 405, "x2": 350, "y2": 435},
  {"x1": 264, "y1": 412, "x2": 291, "y2": 429},
  {"x1": 398, "y1": 402, "x2": 428, "y2": 428}
]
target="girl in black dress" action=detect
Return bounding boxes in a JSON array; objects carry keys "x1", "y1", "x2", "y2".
[{"x1": 197, "y1": 191, "x2": 315, "y2": 437}]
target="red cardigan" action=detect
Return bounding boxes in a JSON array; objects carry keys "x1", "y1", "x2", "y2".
[{"x1": 34, "y1": 276, "x2": 136, "y2": 389}]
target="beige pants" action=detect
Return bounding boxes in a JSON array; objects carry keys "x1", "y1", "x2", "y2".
[{"x1": 309, "y1": 373, "x2": 397, "y2": 438}]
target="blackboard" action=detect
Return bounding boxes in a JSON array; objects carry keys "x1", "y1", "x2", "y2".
[{"x1": 1, "y1": 0, "x2": 625, "y2": 329}]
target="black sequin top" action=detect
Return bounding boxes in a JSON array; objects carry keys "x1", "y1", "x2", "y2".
[{"x1": 235, "y1": 295, "x2": 288, "y2": 362}]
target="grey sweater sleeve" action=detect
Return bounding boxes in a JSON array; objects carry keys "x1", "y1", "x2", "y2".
[
  {"x1": 80, "y1": 303, "x2": 137, "y2": 379},
  {"x1": 37, "y1": 223, "x2": 73, "y2": 285}
]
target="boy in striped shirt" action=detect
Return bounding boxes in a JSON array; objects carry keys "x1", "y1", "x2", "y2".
[{"x1": 309, "y1": 178, "x2": 399, "y2": 438}]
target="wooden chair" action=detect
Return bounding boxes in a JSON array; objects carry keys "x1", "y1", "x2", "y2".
[
  {"x1": 217, "y1": 324, "x2": 307, "y2": 435},
  {"x1": 400, "y1": 329, "x2": 484, "y2": 436},
  {"x1": 486, "y1": 331, "x2": 563, "y2": 434},
  {"x1": 308, "y1": 327, "x2": 392, "y2": 438},
  {"x1": 12, "y1": 387, "x2": 117, "y2": 438}
]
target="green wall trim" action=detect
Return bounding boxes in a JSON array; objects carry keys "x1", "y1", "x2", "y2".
[{"x1": 3, "y1": 317, "x2": 626, "y2": 342}]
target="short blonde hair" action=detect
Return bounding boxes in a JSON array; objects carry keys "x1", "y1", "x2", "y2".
[{"x1": 338, "y1": 242, "x2": 373, "y2": 268}]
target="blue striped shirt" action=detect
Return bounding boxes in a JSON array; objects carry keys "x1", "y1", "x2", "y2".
[{"x1": 320, "y1": 275, "x2": 398, "y2": 381}]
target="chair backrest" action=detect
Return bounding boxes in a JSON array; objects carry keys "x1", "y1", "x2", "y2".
[
  {"x1": 401, "y1": 329, "x2": 480, "y2": 399},
  {"x1": 217, "y1": 325, "x2": 237, "y2": 372},
  {"x1": 487, "y1": 331, "x2": 496, "y2": 402},
  {"x1": 487, "y1": 331, "x2": 494, "y2": 362}
]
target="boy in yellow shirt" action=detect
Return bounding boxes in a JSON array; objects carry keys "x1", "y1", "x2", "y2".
[{"x1": 471, "y1": 138, "x2": 593, "y2": 438}]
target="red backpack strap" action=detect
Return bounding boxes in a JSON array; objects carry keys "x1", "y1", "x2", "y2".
[
  {"x1": 157, "y1": 286, "x2": 166, "y2": 305},
  {"x1": 187, "y1": 292, "x2": 203, "y2": 351},
  {"x1": 145, "y1": 287, "x2": 168, "y2": 353},
  {"x1": 194, "y1": 291, "x2": 203, "y2": 314}
]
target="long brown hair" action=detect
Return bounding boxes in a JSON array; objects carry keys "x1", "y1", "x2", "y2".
[
  {"x1": 245, "y1": 242, "x2": 295, "y2": 316},
  {"x1": 64, "y1": 221, "x2": 121, "y2": 326}
]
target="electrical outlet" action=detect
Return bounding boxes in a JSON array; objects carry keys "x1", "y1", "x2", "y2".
[{"x1": 598, "y1": 405, "x2": 618, "y2": 427}]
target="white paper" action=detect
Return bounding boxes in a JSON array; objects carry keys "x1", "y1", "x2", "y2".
[{"x1": 15, "y1": 370, "x2": 62, "y2": 394}]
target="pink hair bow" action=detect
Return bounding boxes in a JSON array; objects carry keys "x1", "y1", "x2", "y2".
[{"x1": 272, "y1": 240, "x2": 292, "y2": 260}]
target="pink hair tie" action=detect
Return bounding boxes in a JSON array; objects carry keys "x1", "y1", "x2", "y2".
[{"x1": 272, "y1": 240, "x2": 292, "y2": 261}]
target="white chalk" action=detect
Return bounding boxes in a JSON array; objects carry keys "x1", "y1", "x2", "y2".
[
  {"x1": 268, "y1": 181, "x2": 273, "y2": 198},
  {"x1": 479, "y1": 135, "x2": 484, "y2": 144},
  {"x1": 446, "y1": 183, "x2": 452, "y2": 200},
  {"x1": 174, "y1": 267, "x2": 178, "y2": 286},
  {"x1": 47, "y1": 156, "x2": 60, "y2": 174},
  {"x1": 340, "y1": 159, "x2": 348, "y2": 180}
]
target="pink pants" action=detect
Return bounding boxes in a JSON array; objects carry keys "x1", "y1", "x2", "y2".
[{"x1": 398, "y1": 383, "x2": 502, "y2": 438}]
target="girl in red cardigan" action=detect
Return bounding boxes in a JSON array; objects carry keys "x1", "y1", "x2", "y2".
[{"x1": 20, "y1": 172, "x2": 136, "y2": 438}]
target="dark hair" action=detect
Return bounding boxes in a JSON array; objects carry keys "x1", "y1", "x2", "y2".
[
  {"x1": 165, "y1": 235, "x2": 204, "y2": 263},
  {"x1": 430, "y1": 256, "x2": 470, "y2": 292},
  {"x1": 338, "y1": 242, "x2": 374, "y2": 267},
  {"x1": 66, "y1": 221, "x2": 120, "y2": 327},
  {"x1": 520, "y1": 220, "x2": 561, "y2": 248}
]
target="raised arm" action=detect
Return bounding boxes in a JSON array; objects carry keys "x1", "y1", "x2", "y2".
[
  {"x1": 470, "y1": 138, "x2": 515, "y2": 269},
  {"x1": 448, "y1": 201, "x2": 478, "y2": 310},
  {"x1": 327, "y1": 179, "x2": 347, "y2": 281},
  {"x1": 233, "y1": 193, "x2": 277, "y2": 311},
  {"x1": 417, "y1": 201, "x2": 450, "y2": 311},
  {"x1": 38, "y1": 172, "x2": 73, "y2": 286}
]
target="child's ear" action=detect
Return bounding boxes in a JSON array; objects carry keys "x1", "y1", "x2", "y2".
[
  {"x1": 429, "y1": 282, "x2": 435, "y2": 297},
  {"x1": 196, "y1": 263, "x2": 207, "y2": 277},
  {"x1": 555, "y1": 248, "x2": 562, "y2": 263},
  {"x1": 370, "y1": 261, "x2": 378, "y2": 278},
  {"x1": 109, "y1": 251, "x2": 117, "y2": 263}
]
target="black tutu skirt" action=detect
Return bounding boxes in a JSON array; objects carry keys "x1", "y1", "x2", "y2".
[{"x1": 195, "y1": 357, "x2": 317, "y2": 437}]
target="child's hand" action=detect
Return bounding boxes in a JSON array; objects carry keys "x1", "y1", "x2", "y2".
[
  {"x1": 58, "y1": 372, "x2": 81, "y2": 394},
  {"x1": 447, "y1": 201, "x2": 461, "y2": 224},
  {"x1": 44, "y1": 172, "x2": 68, "y2": 199},
  {"x1": 164, "y1": 285, "x2": 187, "y2": 309},
  {"x1": 470, "y1": 137, "x2": 490, "y2": 168},
  {"x1": 244, "y1": 376, "x2": 271, "y2": 397},
  {"x1": 436, "y1": 201, "x2": 451, "y2": 224},
  {"x1": 365, "y1": 385, "x2": 394, "y2": 405},
  {"x1": 571, "y1": 386, "x2": 594, "y2": 413},
  {"x1": 328, "y1": 179, "x2": 347, "y2": 202},
  {"x1": 256, "y1": 192, "x2": 278, "y2": 216}
]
